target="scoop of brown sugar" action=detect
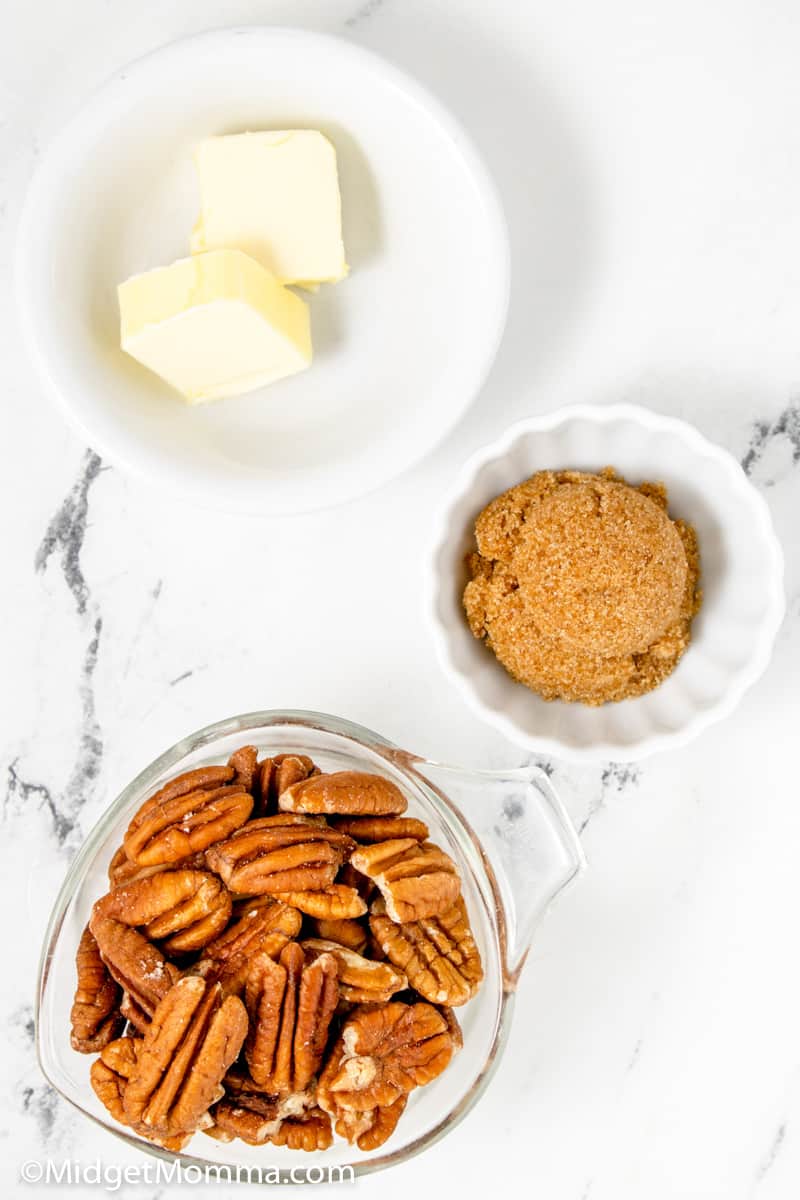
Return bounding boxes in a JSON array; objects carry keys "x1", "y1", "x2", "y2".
[{"x1": 463, "y1": 469, "x2": 702, "y2": 705}]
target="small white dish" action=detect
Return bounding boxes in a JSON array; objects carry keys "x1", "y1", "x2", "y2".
[
  {"x1": 427, "y1": 404, "x2": 785, "y2": 763},
  {"x1": 16, "y1": 27, "x2": 509, "y2": 514}
]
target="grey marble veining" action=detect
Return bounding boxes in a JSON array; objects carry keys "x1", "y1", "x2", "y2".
[
  {"x1": 18, "y1": 451, "x2": 107, "y2": 850},
  {"x1": 742, "y1": 401, "x2": 800, "y2": 481}
]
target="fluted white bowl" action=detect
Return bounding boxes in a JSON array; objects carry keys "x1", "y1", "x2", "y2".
[{"x1": 428, "y1": 405, "x2": 785, "y2": 762}]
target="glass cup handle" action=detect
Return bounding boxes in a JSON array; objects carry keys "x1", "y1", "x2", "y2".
[{"x1": 399, "y1": 757, "x2": 586, "y2": 985}]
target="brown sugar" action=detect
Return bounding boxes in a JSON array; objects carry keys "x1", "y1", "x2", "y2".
[{"x1": 463, "y1": 469, "x2": 702, "y2": 705}]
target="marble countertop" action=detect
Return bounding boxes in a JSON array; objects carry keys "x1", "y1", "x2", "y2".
[{"x1": 3, "y1": 1, "x2": 800, "y2": 1196}]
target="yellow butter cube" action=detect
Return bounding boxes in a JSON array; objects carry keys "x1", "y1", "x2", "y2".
[
  {"x1": 191, "y1": 130, "x2": 348, "y2": 287},
  {"x1": 118, "y1": 249, "x2": 312, "y2": 403}
]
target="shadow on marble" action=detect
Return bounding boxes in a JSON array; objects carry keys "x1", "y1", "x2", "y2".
[{"x1": 354, "y1": 7, "x2": 600, "y2": 445}]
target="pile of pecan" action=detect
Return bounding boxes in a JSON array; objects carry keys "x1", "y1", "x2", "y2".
[{"x1": 71, "y1": 747, "x2": 484, "y2": 1154}]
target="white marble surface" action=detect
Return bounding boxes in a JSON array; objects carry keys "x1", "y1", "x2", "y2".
[{"x1": 2, "y1": 1, "x2": 800, "y2": 1196}]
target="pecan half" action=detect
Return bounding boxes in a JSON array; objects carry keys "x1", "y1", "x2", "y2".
[
  {"x1": 209, "y1": 1090, "x2": 326, "y2": 1149},
  {"x1": 222, "y1": 895, "x2": 303, "y2": 950},
  {"x1": 228, "y1": 745, "x2": 259, "y2": 791},
  {"x1": 197, "y1": 896, "x2": 303, "y2": 994},
  {"x1": 123, "y1": 976, "x2": 247, "y2": 1137},
  {"x1": 108, "y1": 844, "x2": 141, "y2": 888},
  {"x1": 271, "y1": 1108, "x2": 333, "y2": 1151},
  {"x1": 108, "y1": 845, "x2": 208, "y2": 888},
  {"x1": 369, "y1": 896, "x2": 483, "y2": 1006},
  {"x1": 101, "y1": 1034, "x2": 141, "y2": 1081},
  {"x1": 90, "y1": 1038, "x2": 138, "y2": 1125},
  {"x1": 96, "y1": 870, "x2": 232, "y2": 954},
  {"x1": 208, "y1": 1074, "x2": 315, "y2": 1145},
  {"x1": 350, "y1": 839, "x2": 461, "y2": 922},
  {"x1": 330, "y1": 816, "x2": 429, "y2": 843},
  {"x1": 332, "y1": 1094, "x2": 408, "y2": 1151},
  {"x1": 309, "y1": 918, "x2": 368, "y2": 955},
  {"x1": 317, "y1": 1002, "x2": 454, "y2": 1114},
  {"x1": 70, "y1": 925, "x2": 123, "y2": 1053},
  {"x1": 302, "y1": 939, "x2": 407, "y2": 1004},
  {"x1": 123, "y1": 766, "x2": 253, "y2": 867},
  {"x1": 255, "y1": 755, "x2": 318, "y2": 818},
  {"x1": 272, "y1": 884, "x2": 366, "y2": 920},
  {"x1": 90, "y1": 1037, "x2": 193, "y2": 1151},
  {"x1": 90, "y1": 911, "x2": 179, "y2": 1023},
  {"x1": 245, "y1": 944, "x2": 338, "y2": 1094},
  {"x1": 354, "y1": 1095, "x2": 407, "y2": 1151},
  {"x1": 205, "y1": 815, "x2": 353, "y2": 896},
  {"x1": 209, "y1": 1101, "x2": 280, "y2": 1145},
  {"x1": 279, "y1": 772, "x2": 407, "y2": 817}
]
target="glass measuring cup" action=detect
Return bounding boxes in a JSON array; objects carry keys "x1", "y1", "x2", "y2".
[{"x1": 37, "y1": 710, "x2": 585, "y2": 1177}]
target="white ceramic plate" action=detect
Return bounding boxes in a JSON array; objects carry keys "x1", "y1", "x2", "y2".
[
  {"x1": 17, "y1": 28, "x2": 509, "y2": 514},
  {"x1": 427, "y1": 405, "x2": 785, "y2": 762}
]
